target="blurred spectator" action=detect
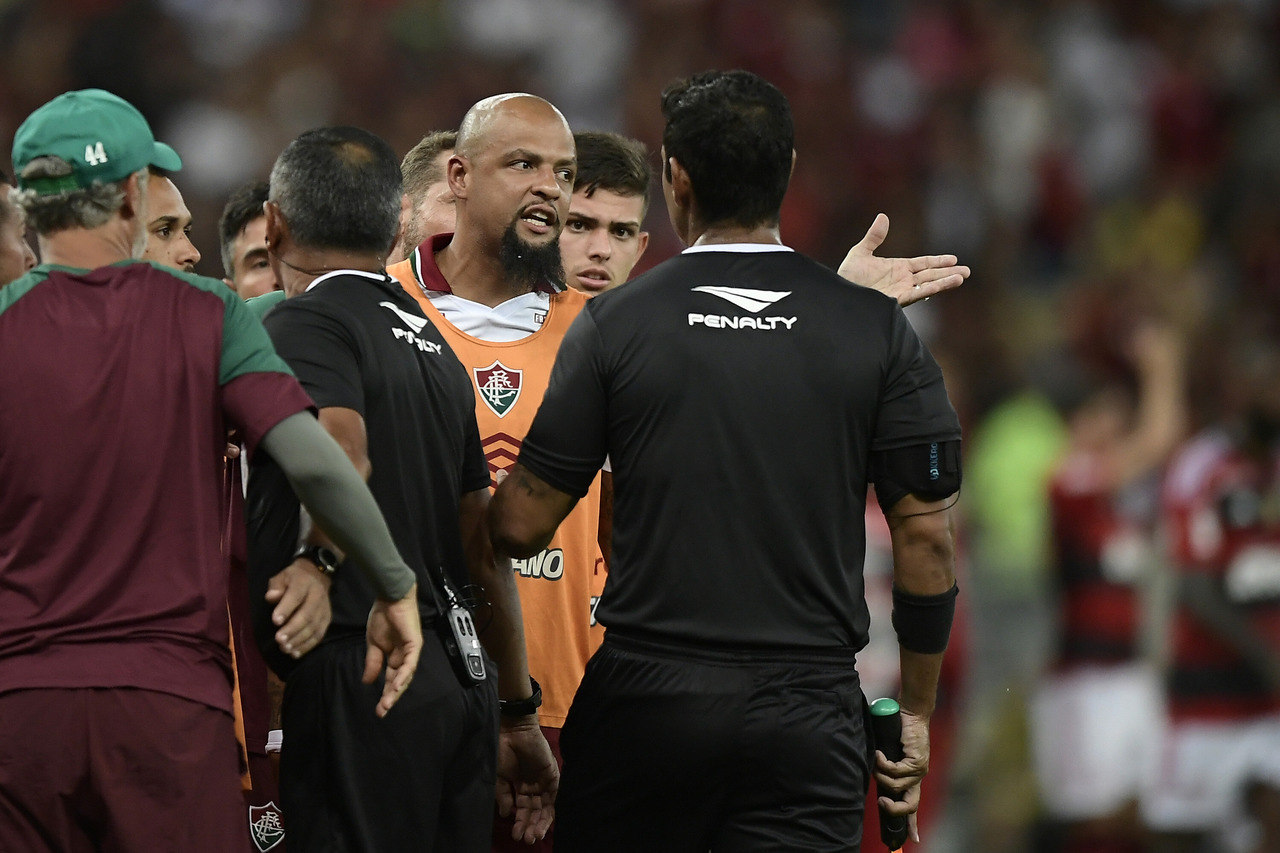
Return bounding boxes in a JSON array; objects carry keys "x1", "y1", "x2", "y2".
[
  {"x1": 1032, "y1": 323, "x2": 1187, "y2": 853},
  {"x1": 1152, "y1": 333, "x2": 1280, "y2": 853}
]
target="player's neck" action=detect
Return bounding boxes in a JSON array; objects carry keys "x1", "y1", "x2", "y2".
[
  {"x1": 435, "y1": 234, "x2": 532, "y2": 308},
  {"x1": 38, "y1": 219, "x2": 140, "y2": 270},
  {"x1": 275, "y1": 246, "x2": 386, "y2": 296},
  {"x1": 688, "y1": 220, "x2": 783, "y2": 248}
]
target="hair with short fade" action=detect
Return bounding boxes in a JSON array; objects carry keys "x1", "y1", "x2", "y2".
[
  {"x1": 573, "y1": 131, "x2": 652, "y2": 215},
  {"x1": 660, "y1": 70, "x2": 794, "y2": 228},
  {"x1": 218, "y1": 180, "x2": 270, "y2": 279},
  {"x1": 13, "y1": 156, "x2": 143, "y2": 234},
  {"x1": 400, "y1": 130, "x2": 457, "y2": 206},
  {"x1": 269, "y1": 126, "x2": 402, "y2": 255}
]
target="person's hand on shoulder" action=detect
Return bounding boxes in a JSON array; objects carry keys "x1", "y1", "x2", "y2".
[
  {"x1": 362, "y1": 584, "x2": 423, "y2": 717},
  {"x1": 496, "y1": 717, "x2": 559, "y2": 843},
  {"x1": 839, "y1": 213, "x2": 969, "y2": 306}
]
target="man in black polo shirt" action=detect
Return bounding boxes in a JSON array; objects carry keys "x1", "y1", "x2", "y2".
[
  {"x1": 251, "y1": 126, "x2": 556, "y2": 851},
  {"x1": 490, "y1": 70, "x2": 962, "y2": 851}
]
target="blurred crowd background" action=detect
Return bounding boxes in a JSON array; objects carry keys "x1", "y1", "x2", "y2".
[{"x1": 3, "y1": 0, "x2": 1276, "y2": 851}]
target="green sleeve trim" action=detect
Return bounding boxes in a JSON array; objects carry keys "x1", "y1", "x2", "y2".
[
  {"x1": 133, "y1": 261, "x2": 295, "y2": 385},
  {"x1": 0, "y1": 266, "x2": 54, "y2": 318}
]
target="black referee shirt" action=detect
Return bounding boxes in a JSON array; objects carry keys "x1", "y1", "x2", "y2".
[
  {"x1": 519, "y1": 246, "x2": 960, "y2": 652},
  {"x1": 261, "y1": 270, "x2": 490, "y2": 636}
]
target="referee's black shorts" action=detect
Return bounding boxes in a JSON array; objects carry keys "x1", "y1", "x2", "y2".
[
  {"x1": 556, "y1": 632, "x2": 870, "y2": 852},
  {"x1": 280, "y1": 631, "x2": 498, "y2": 852}
]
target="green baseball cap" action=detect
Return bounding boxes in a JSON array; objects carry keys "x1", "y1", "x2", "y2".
[{"x1": 11, "y1": 89, "x2": 182, "y2": 195}]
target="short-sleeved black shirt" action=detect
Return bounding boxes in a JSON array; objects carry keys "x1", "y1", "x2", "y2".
[
  {"x1": 519, "y1": 246, "x2": 960, "y2": 652},
  {"x1": 258, "y1": 270, "x2": 490, "y2": 638}
]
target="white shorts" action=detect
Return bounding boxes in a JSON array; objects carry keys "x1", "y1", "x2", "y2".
[
  {"x1": 1031, "y1": 663, "x2": 1164, "y2": 819},
  {"x1": 1142, "y1": 712, "x2": 1280, "y2": 832}
]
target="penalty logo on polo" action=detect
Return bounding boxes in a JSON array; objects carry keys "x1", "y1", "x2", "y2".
[
  {"x1": 474, "y1": 361, "x2": 522, "y2": 418},
  {"x1": 249, "y1": 802, "x2": 285, "y2": 852}
]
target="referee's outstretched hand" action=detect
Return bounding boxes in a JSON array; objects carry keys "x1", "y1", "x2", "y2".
[
  {"x1": 838, "y1": 213, "x2": 970, "y2": 306},
  {"x1": 362, "y1": 584, "x2": 423, "y2": 718},
  {"x1": 496, "y1": 719, "x2": 559, "y2": 843}
]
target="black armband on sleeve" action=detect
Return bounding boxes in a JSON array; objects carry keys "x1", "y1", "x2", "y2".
[
  {"x1": 870, "y1": 439, "x2": 962, "y2": 510},
  {"x1": 891, "y1": 583, "x2": 959, "y2": 654}
]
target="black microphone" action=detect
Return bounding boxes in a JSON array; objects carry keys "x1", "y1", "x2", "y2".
[{"x1": 869, "y1": 697, "x2": 909, "y2": 851}]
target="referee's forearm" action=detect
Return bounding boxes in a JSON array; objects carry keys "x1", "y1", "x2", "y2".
[{"x1": 898, "y1": 649, "x2": 945, "y2": 718}]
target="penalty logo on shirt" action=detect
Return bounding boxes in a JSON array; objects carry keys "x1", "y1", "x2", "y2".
[
  {"x1": 248, "y1": 802, "x2": 285, "y2": 851},
  {"x1": 475, "y1": 361, "x2": 522, "y2": 418}
]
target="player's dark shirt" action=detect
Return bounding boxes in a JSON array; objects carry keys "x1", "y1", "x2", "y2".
[
  {"x1": 0, "y1": 261, "x2": 312, "y2": 712},
  {"x1": 519, "y1": 246, "x2": 960, "y2": 651},
  {"x1": 257, "y1": 270, "x2": 490, "y2": 643}
]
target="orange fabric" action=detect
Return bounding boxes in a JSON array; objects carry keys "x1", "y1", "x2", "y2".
[
  {"x1": 389, "y1": 259, "x2": 606, "y2": 727},
  {"x1": 227, "y1": 607, "x2": 252, "y2": 791}
]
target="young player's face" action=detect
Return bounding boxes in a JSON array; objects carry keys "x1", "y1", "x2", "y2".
[
  {"x1": 561, "y1": 187, "x2": 648, "y2": 294},
  {"x1": 0, "y1": 189, "x2": 37, "y2": 286},
  {"x1": 460, "y1": 102, "x2": 575, "y2": 251},
  {"x1": 141, "y1": 175, "x2": 200, "y2": 273},
  {"x1": 227, "y1": 216, "x2": 279, "y2": 299}
]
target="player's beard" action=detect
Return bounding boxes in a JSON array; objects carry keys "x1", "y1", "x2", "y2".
[{"x1": 499, "y1": 221, "x2": 564, "y2": 294}]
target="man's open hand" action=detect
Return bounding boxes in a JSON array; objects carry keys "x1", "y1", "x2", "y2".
[
  {"x1": 838, "y1": 213, "x2": 969, "y2": 306},
  {"x1": 362, "y1": 584, "x2": 423, "y2": 717}
]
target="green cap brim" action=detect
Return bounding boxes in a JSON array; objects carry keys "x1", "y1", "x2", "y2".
[{"x1": 151, "y1": 142, "x2": 182, "y2": 173}]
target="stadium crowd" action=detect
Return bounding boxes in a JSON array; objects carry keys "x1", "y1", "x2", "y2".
[{"x1": 2, "y1": 1, "x2": 1278, "y2": 852}]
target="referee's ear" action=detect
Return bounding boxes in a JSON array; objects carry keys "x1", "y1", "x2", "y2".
[{"x1": 264, "y1": 200, "x2": 288, "y2": 253}]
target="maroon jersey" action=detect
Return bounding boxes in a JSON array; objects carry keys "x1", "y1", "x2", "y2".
[
  {"x1": 1049, "y1": 450, "x2": 1154, "y2": 667},
  {"x1": 0, "y1": 261, "x2": 312, "y2": 713},
  {"x1": 1162, "y1": 431, "x2": 1280, "y2": 720}
]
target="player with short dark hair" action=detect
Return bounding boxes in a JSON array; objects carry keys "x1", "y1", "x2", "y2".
[
  {"x1": 491, "y1": 69, "x2": 962, "y2": 851},
  {"x1": 560, "y1": 130, "x2": 651, "y2": 295},
  {"x1": 253, "y1": 124, "x2": 557, "y2": 851},
  {"x1": 140, "y1": 166, "x2": 200, "y2": 273},
  {"x1": 219, "y1": 180, "x2": 279, "y2": 298}
]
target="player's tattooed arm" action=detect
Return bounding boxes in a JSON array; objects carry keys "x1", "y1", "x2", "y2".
[{"x1": 489, "y1": 463, "x2": 578, "y2": 559}]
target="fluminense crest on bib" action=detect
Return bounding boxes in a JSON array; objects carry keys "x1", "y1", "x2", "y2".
[
  {"x1": 474, "y1": 360, "x2": 522, "y2": 418},
  {"x1": 248, "y1": 802, "x2": 285, "y2": 852}
]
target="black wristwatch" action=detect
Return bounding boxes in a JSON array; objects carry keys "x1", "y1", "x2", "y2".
[
  {"x1": 499, "y1": 677, "x2": 542, "y2": 718},
  {"x1": 293, "y1": 544, "x2": 340, "y2": 577}
]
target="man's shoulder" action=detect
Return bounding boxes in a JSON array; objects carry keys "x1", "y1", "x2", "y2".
[
  {"x1": 549, "y1": 285, "x2": 589, "y2": 319},
  {"x1": 245, "y1": 289, "x2": 287, "y2": 321},
  {"x1": 138, "y1": 260, "x2": 240, "y2": 302}
]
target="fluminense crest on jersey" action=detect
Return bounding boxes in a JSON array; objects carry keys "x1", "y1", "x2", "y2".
[
  {"x1": 475, "y1": 361, "x2": 522, "y2": 417},
  {"x1": 248, "y1": 802, "x2": 285, "y2": 852}
]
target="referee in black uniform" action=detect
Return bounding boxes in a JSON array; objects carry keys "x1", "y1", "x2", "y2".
[
  {"x1": 247, "y1": 126, "x2": 557, "y2": 851},
  {"x1": 491, "y1": 70, "x2": 961, "y2": 852}
]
